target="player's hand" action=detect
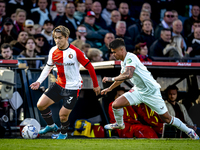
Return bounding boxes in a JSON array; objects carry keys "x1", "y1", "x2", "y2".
[
  {"x1": 102, "y1": 77, "x2": 112, "y2": 83},
  {"x1": 30, "y1": 82, "x2": 40, "y2": 90},
  {"x1": 93, "y1": 86, "x2": 101, "y2": 96},
  {"x1": 101, "y1": 88, "x2": 111, "y2": 95}
]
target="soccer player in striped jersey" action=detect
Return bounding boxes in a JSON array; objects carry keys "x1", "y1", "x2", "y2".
[{"x1": 30, "y1": 25, "x2": 101, "y2": 139}]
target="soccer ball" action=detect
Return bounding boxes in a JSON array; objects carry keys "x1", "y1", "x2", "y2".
[{"x1": 21, "y1": 124, "x2": 38, "y2": 139}]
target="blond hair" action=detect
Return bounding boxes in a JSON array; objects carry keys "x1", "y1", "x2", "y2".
[
  {"x1": 87, "y1": 48, "x2": 102, "y2": 60},
  {"x1": 15, "y1": 8, "x2": 26, "y2": 16},
  {"x1": 53, "y1": 25, "x2": 70, "y2": 38}
]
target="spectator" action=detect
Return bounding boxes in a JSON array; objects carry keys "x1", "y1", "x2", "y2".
[
  {"x1": 171, "y1": 19, "x2": 187, "y2": 56},
  {"x1": 41, "y1": 20, "x2": 55, "y2": 48},
  {"x1": 55, "y1": 3, "x2": 80, "y2": 42},
  {"x1": 141, "y1": 2, "x2": 151, "y2": 14},
  {"x1": 83, "y1": 11, "x2": 109, "y2": 48},
  {"x1": 128, "y1": 9, "x2": 151, "y2": 43},
  {"x1": 87, "y1": 48, "x2": 103, "y2": 62},
  {"x1": 34, "y1": 24, "x2": 43, "y2": 34},
  {"x1": 0, "y1": 0, "x2": 6, "y2": 31},
  {"x1": 85, "y1": 0, "x2": 93, "y2": 13},
  {"x1": 34, "y1": 33, "x2": 50, "y2": 55},
  {"x1": 101, "y1": 0, "x2": 116, "y2": 26},
  {"x1": 185, "y1": 27, "x2": 200, "y2": 58},
  {"x1": 165, "y1": 85, "x2": 197, "y2": 137},
  {"x1": 81, "y1": 43, "x2": 91, "y2": 57},
  {"x1": 118, "y1": 2, "x2": 135, "y2": 29},
  {"x1": 74, "y1": 0, "x2": 86, "y2": 23},
  {"x1": 133, "y1": 103, "x2": 164, "y2": 136},
  {"x1": 1, "y1": 17, "x2": 17, "y2": 43},
  {"x1": 149, "y1": 28, "x2": 171, "y2": 58},
  {"x1": 18, "y1": 37, "x2": 43, "y2": 69},
  {"x1": 99, "y1": 32, "x2": 115, "y2": 60},
  {"x1": 71, "y1": 24, "x2": 94, "y2": 49},
  {"x1": 30, "y1": 0, "x2": 52, "y2": 26},
  {"x1": 51, "y1": 2, "x2": 65, "y2": 21},
  {"x1": 115, "y1": 21, "x2": 134, "y2": 52},
  {"x1": 186, "y1": 20, "x2": 200, "y2": 47},
  {"x1": 184, "y1": 5, "x2": 200, "y2": 37},
  {"x1": 108, "y1": 87, "x2": 159, "y2": 138},
  {"x1": 10, "y1": 31, "x2": 28, "y2": 55},
  {"x1": 91, "y1": 1, "x2": 107, "y2": 29},
  {"x1": 134, "y1": 19, "x2": 156, "y2": 51},
  {"x1": 10, "y1": 12, "x2": 16, "y2": 22},
  {"x1": 134, "y1": 42, "x2": 152, "y2": 62},
  {"x1": 12, "y1": 8, "x2": 26, "y2": 37},
  {"x1": 24, "y1": 19, "x2": 35, "y2": 37},
  {"x1": 6, "y1": 0, "x2": 25, "y2": 17},
  {"x1": 141, "y1": 2, "x2": 157, "y2": 28},
  {"x1": 107, "y1": 10, "x2": 121, "y2": 35},
  {"x1": 172, "y1": 10, "x2": 179, "y2": 21},
  {"x1": 0, "y1": 43, "x2": 14, "y2": 60},
  {"x1": 49, "y1": 0, "x2": 67, "y2": 20},
  {"x1": 154, "y1": 10, "x2": 174, "y2": 39}
]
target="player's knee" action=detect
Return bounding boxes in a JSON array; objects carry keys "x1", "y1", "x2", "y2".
[
  {"x1": 59, "y1": 115, "x2": 68, "y2": 122},
  {"x1": 112, "y1": 102, "x2": 119, "y2": 109},
  {"x1": 37, "y1": 103, "x2": 45, "y2": 111}
]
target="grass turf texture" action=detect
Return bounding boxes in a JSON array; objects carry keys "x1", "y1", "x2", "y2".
[{"x1": 0, "y1": 139, "x2": 200, "y2": 150}]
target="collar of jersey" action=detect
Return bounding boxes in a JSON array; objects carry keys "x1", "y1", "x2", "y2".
[{"x1": 58, "y1": 44, "x2": 70, "y2": 51}]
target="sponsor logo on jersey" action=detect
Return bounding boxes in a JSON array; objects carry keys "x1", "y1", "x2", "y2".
[
  {"x1": 126, "y1": 58, "x2": 132, "y2": 64},
  {"x1": 55, "y1": 62, "x2": 75, "y2": 66},
  {"x1": 69, "y1": 54, "x2": 73, "y2": 59}
]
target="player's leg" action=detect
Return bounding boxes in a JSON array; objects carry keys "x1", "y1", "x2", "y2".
[
  {"x1": 105, "y1": 88, "x2": 142, "y2": 130},
  {"x1": 159, "y1": 112, "x2": 199, "y2": 139},
  {"x1": 143, "y1": 88, "x2": 199, "y2": 140},
  {"x1": 56, "y1": 89, "x2": 79, "y2": 139},
  {"x1": 37, "y1": 83, "x2": 62, "y2": 135}
]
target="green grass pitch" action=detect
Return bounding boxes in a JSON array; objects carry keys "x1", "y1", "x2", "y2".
[{"x1": 0, "y1": 139, "x2": 200, "y2": 150}]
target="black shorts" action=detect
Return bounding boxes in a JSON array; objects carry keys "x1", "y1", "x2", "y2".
[{"x1": 44, "y1": 82, "x2": 79, "y2": 109}]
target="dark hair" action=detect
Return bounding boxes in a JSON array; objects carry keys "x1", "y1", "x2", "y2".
[
  {"x1": 166, "y1": 85, "x2": 178, "y2": 92},
  {"x1": 1, "y1": 43, "x2": 12, "y2": 51},
  {"x1": 142, "y1": 19, "x2": 153, "y2": 27},
  {"x1": 74, "y1": 0, "x2": 84, "y2": 7},
  {"x1": 0, "y1": 0, "x2": 6, "y2": 5},
  {"x1": 134, "y1": 42, "x2": 147, "y2": 53},
  {"x1": 109, "y1": 38, "x2": 125, "y2": 49},
  {"x1": 161, "y1": 28, "x2": 171, "y2": 32},
  {"x1": 193, "y1": 20, "x2": 200, "y2": 25},
  {"x1": 25, "y1": 37, "x2": 36, "y2": 45},
  {"x1": 81, "y1": 43, "x2": 91, "y2": 49}
]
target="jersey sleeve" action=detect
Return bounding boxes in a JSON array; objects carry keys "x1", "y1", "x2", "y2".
[
  {"x1": 74, "y1": 46, "x2": 99, "y2": 87},
  {"x1": 75, "y1": 47, "x2": 90, "y2": 67}
]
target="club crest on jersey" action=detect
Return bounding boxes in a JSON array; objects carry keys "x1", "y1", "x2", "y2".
[
  {"x1": 69, "y1": 54, "x2": 73, "y2": 59},
  {"x1": 126, "y1": 58, "x2": 132, "y2": 64}
]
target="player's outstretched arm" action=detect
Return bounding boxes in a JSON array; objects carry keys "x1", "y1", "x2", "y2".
[
  {"x1": 93, "y1": 86, "x2": 101, "y2": 96},
  {"x1": 101, "y1": 78, "x2": 123, "y2": 95},
  {"x1": 30, "y1": 82, "x2": 40, "y2": 90}
]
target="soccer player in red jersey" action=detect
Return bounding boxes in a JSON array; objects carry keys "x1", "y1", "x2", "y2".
[{"x1": 30, "y1": 25, "x2": 101, "y2": 139}]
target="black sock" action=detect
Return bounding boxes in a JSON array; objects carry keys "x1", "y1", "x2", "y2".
[
  {"x1": 40, "y1": 107, "x2": 54, "y2": 125},
  {"x1": 61, "y1": 120, "x2": 70, "y2": 134}
]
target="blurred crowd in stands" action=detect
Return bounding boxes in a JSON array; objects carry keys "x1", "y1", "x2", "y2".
[{"x1": 0, "y1": 0, "x2": 200, "y2": 68}]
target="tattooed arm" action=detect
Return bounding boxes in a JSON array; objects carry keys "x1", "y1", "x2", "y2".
[
  {"x1": 101, "y1": 67, "x2": 135, "y2": 95},
  {"x1": 113, "y1": 66, "x2": 134, "y2": 81}
]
